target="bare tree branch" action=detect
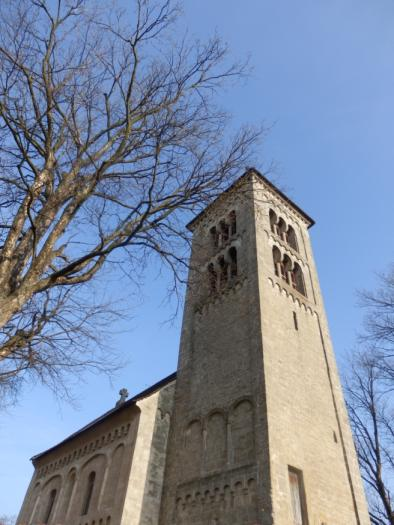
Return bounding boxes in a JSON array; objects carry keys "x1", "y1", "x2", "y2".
[
  {"x1": 0, "y1": 0, "x2": 262, "y2": 403},
  {"x1": 346, "y1": 350, "x2": 394, "y2": 523}
]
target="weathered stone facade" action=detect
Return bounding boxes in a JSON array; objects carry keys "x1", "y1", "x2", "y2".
[
  {"x1": 17, "y1": 169, "x2": 370, "y2": 525},
  {"x1": 17, "y1": 376, "x2": 175, "y2": 525},
  {"x1": 160, "y1": 169, "x2": 370, "y2": 525}
]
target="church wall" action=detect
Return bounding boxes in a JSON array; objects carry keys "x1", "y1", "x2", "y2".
[
  {"x1": 17, "y1": 402, "x2": 142, "y2": 525},
  {"x1": 17, "y1": 379, "x2": 175, "y2": 525},
  {"x1": 121, "y1": 382, "x2": 175, "y2": 525}
]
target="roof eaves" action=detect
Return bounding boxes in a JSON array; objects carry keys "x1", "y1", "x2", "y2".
[{"x1": 186, "y1": 168, "x2": 315, "y2": 231}]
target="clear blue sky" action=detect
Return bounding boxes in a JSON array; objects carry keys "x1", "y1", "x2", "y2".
[{"x1": 1, "y1": 0, "x2": 394, "y2": 516}]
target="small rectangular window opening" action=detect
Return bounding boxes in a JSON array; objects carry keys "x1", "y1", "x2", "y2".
[
  {"x1": 288, "y1": 467, "x2": 308, "y2": 525},
  {"x1": 293, "y1": 311, "x2": 298, "y2": 331}
]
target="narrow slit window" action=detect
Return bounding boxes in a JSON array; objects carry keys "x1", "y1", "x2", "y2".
[{"x1": 293, "y1": 311, "x2": 298, "y2": 331}]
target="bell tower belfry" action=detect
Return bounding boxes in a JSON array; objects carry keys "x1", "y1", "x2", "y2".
[{"x1": 159, "y1": 169, "x2": 370, "y2": 525}]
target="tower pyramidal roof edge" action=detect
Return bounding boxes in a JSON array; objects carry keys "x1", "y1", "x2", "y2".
[{"x1": 186, "y1": 167, "x2": 315, "y2": 231}]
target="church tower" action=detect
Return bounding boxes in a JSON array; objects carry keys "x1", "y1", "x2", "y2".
[{"x1": 159, "y1": 169, "x2": 370, "y2": 525}]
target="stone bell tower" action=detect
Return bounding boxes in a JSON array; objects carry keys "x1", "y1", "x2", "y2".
[{"x1": 159, "y1": 169, "x2": 370, "y2": 525}]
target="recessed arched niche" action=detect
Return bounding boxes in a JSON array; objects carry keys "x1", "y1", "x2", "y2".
[
  {"x1": 205, "y1": 412, "x2": 227, "y2": 472},
  {"x1": 102, "y1": 444, "x2": 125, "y2": 508},
  {"x1": 183, "y1": 420, "x2": 202, "y2": 479},
  {"x1": 230, "y1": 399, "x2": 255, "y2": 466}
]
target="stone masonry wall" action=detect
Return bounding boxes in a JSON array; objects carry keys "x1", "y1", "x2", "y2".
[
  {"x1": 121, "y1": 382, "x2": 175, "y2": 525},
  {"x1": 252, "y1": 173, "x2": 370, "y2": 524},
  {"x1": 159, "y1": 170, "x2": 370, "y2": 525},
  {"x1": 159, "y1": 176, "x2": 272, "y2": 525},
  {"x1": 17, "y1": 380, "x2": 175, "y2": 525},
  {"x1": 17, "y1": 404, "x2": 140, "y2": 525}
]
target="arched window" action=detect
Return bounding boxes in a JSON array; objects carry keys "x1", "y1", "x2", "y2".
[
  {"x1": 287, "y1": 225, "x2": 298, "y2": 252},
  {"x1": 272, "y1": 246, "x2": 282, "y2": 277},
  {"x1": 218, "y1": 256, "x2": 228, "y2": 288},
  {"x1": 43, "y1": 489, "x2": 57, "y2": 524},
  {"x1": 219, "y1": 220, "x2": 229, "y2": 245},
  {"x1": 229, "y1": 246, "x2": 237, "y2": 278},
  {"x1": 229, "y1": 211, "x2": 237, "y2": 236},
  {"x1": 210, "y1": 226, "x2": 218, "y2": 248},
  {"x1": 81, "y1": 471, "x2": 96, "y2": 516},
  {"x1": 208, "y1": 263, "x2": 217, "y2": 294},
  {"x1": 289, "y1": 267, "x2": 297, "y2": 289},
  {"x1": 293, "y1": 264, "x2": 307, "y2": 296},
  {"x1": 277, "y1": 217, "x2": 287, "y2": 241},
  {"x1": 282, "y1": 255, "x2": 292, "y2": 284},
  {"x1": 269, "y1": 209, "x2": 277, "y2": 234}
]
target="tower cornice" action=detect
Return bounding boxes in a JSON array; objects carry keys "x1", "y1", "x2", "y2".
[{"x1": 186, "y1": 167, "x2": 315, "y2": 232}]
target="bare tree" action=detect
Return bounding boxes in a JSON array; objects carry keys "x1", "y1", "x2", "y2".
[
  {"x1": 346, "y1": 266, "x2": 394, "y2": 524},
  {"x1": 0, "y1": 0, "x2": 261, "y2": 400},
  {"x1": 346, "y1": 352, "x2": 394, "y2": 524},
  {"x1": 360, "y1": 266, "x2": 394, "y2": 381}
]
